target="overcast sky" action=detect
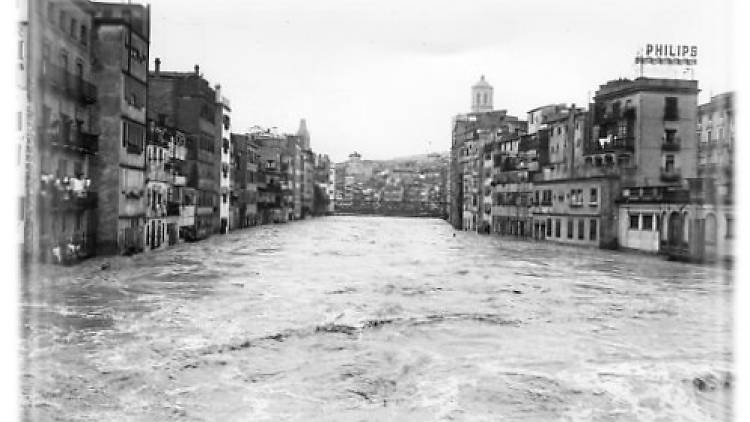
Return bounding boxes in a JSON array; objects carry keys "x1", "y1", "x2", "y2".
[{"x1": 146, "y1": 0, "x2": 735, "y2": 162}]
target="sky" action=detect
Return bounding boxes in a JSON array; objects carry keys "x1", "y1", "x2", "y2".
[{"x1": 144, "y1": 0, "x2": 735, "y2": 162}]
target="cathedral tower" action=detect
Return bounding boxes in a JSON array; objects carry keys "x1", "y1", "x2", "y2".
[{"x1": 471, "y1": 75, "x2": 493, "y2": 113}]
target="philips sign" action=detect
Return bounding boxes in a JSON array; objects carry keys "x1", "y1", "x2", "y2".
[{"x1": 636, "y1": 44, "x2": 698, "y2": 65}]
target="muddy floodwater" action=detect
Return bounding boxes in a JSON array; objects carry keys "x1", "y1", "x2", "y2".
[{"x1": 21, "y1": 216, "x2": 733, "y2": 421}]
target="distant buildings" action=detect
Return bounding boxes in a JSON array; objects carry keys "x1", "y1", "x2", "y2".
[
  {"x1": 332, "y1": 152, "x2": 448, "y2": 217},
  {"x1": 448, "y1": 74, "x2": 734, "y2": 263}
]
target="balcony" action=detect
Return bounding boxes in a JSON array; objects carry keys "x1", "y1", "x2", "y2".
[
  {"x1": 39, "y1": 175, "x2": 97, "y2": 211},
  {"x1": 660, "y1": 168, "x2": 681, "y2": 183},
  {"x1": 619, "y1": 186, "x2": 689, "y2": 204},
  {"x1": 49, "y1": 129, "x2": 98, "y2": 154},
  {"x1": 41, "y1": 63, "x2": 97, "y2": 105},
  {"x1": 126, "y1": 143, "x2": 143, "y2": 155},
  {"x1": 148, "y1": 203, "x2": 167, "y2": 218},
  {"x1": 663, "y1": 110, "x2": 679, "y2": 122},
  {"x1": 662, "y1": 134, "x2": 681, "y2": 152},
  {"x1": 662, "y1": 141, "x2": 681, "y2": 152},
  {"x1": 74, "y1": 80, "x2": 97, "y2": 104},
  {"x1": 587, "y1": 136, "x2": 634, "y2": 154}
]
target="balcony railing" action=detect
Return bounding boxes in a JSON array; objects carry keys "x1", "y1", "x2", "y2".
[
  {"x1": 660, "y1": 168, "x2": 681, "y2": 183},
  {"x1": 39, "y1": 175, "x2": 96, "y2": 211},
  {"x1": 587, "y1": 136, "x2": 635, "y2": 153},
  {"x1": 663, "y1": 110, "x2": 679, "y2": 121},
  {"x1": 49, "y1": 129, "x2": 98, "y2": 154},
  {"x1": 662, "y1": 136, "x2": 681, "y2": 151}
]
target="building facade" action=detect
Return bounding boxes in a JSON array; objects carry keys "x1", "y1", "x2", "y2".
[
  {"x1": 148, "y1": 61, "x2": 222, "y2": 241},
  {"x1": 217, "y1": 86, "x2": 231, "y2": 233},
  {"x1": 599, "y1": 78, "x2": 699, "y2": 255},
  {"x1": 24, "y1": 0, "x2": 101, "y2": 262},
  {"x1": 91, "y1": 2, "x2": 150, "y2": 255}
]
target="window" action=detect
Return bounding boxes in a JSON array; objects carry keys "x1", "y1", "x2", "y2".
[
  {"x1": 665, "y1": 129, "x2": 677, "y2": 145},
  {"x1": 642, "y1": 214, "x2": 653, "y2": 231},
  {"x1": 664, "y1": 97, "x2": 679, "y2": 120},
  {"x1": 612, "y1": 101, "x2": 621, "y2": 118},
  {"x1": 59, "y1": 10, "x2": 66, "y2": 29},
  {"x1": 80, "y1": 25, "x2": 88, "y2": 45},
  {"x1": 629, "y1": 214, "x2": 640, "y2": 230},
  {"x1": 18, "y1": 40, "x2": 24, "y2": 60},
  {"x1": 546, "y1": 218, "x2": 552, "y2": 237},
  {"x1": 707, "y1": 130, "x2": 712, "y2": 143},
  {"x1": 589, "y1": 187, "x2": 598, "y2": 205},
  {"x1": 122, "y1": 120, "x2": 145, "y2": 153},
  {"x1": 589, "y1": 219, "x2": 597, "y2": 241},
  {"x1": 47, "y1": 2, "x2": 54, "y2": 22},
  {"x1": 567, "y1": 220, "x2": 573, "y2": 239},
  {"x1": 555, "y1": 219, "x2": 561, "y2": 237},
  {"x1": 664, "y1": 155, "x2": 675, "y2": 172},
  {"x1": 578, "y1": 219, "x2": 584, "y2": 240},
  {"x1": 17, "y1": 112, "x2": 22, "y2": 131},
  {"x1": 70, "y1": 18, "x2": 77, "y2": 38}
]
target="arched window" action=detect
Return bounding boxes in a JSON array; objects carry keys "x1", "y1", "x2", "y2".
[
  {"x1": 483, "y1": 92, "x2": 488, "y2": 105},
  {"x1": 476, "y1": 92, "x2": 481, "y2": 105}
]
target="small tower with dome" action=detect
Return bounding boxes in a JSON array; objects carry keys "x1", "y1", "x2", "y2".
[{"x1": 471, "y1": 75, "x2": 493, "y2": 113}]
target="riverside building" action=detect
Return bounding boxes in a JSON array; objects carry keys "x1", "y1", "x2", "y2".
[
  {"x1": 91, "y1": 2, "x2": 151, "y2": 254},
  {"x1": 23, "y1": 0, "x2": 100, "y2": 262},
  {"x1": 148, "y1": 61, "x2": 222, "y2": 241}
]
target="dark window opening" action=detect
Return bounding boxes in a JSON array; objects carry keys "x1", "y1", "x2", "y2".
[
  {"x1": 629, "y1": 214, "x2": 639, "y2": 230},
  {"x1": 664, "y1": 97, "x2": 679, "y2": 120},
  {"x1": 578, "y1": 219, "x2": 584, "y2": 240},
  {"x1": 642, "y1": 214, "x2": 653, "y2": 231},
  {"x1": 589, "y1": 219, "x2": 597, "y2": 241}
]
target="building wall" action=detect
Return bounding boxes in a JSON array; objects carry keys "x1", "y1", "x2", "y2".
[
  {"x1": 25, "y1": 0, "x2": 99, "y2": 261},
  {"x1": 531, "y1": 177, "x2": 619, "y2": 248},
  {"x1": 148, "y1": 66, "x2": 221, "y2": 238},
  {"x1": 92, "y1": 7, "x2": 150, "y2": 254}
]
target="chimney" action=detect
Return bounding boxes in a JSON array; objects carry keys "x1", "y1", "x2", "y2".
[
  {"x1": 154, "y1": 57, "x2": 160, "y2": 74},
  {"x1": 194, "y1": 64, "x2": 200, "y2": 75}
]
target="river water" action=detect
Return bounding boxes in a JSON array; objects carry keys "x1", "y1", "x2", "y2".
[{"x1": 21, "y1": 216, "x2": 733, "y2": 421}]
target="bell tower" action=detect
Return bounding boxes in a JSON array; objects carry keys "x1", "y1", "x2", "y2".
[{"x1": 471, "y1": 75, "x2": 493, "y2": 113}]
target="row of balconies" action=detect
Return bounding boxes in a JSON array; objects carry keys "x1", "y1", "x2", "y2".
[
  {"x1": 39, "y1": 175, "x2": 96, "y2": 211},
  {"x1": 48, "y1": 129, "x2": 99, "y2": 154}
]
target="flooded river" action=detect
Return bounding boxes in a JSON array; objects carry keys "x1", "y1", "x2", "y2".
[{"x1": 21, "y1": 216, "x2": 733, "y2": 421}]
